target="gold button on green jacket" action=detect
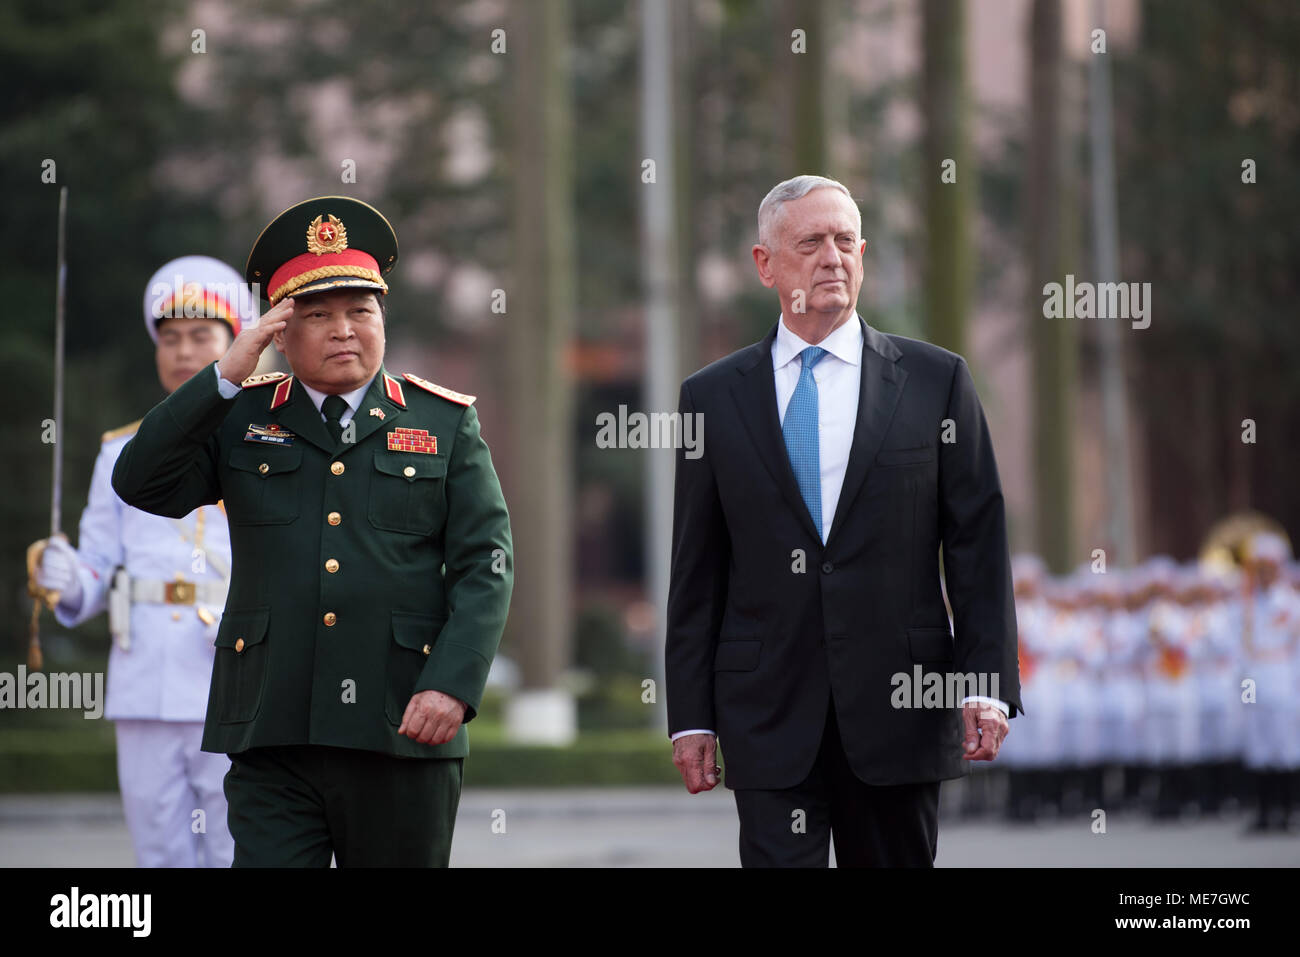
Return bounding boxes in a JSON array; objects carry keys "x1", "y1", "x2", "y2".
[{"x1": 111, "y1": 361, "x2": 513, "y2": 760}]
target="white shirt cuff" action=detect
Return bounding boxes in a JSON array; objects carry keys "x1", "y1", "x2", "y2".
[
  {"x1": 962, "y1": 695, "x2": 1009, "y2": 716},
  {"x1": 214, "y1": 363, "x2": 242, "y2": 398},
  {"x1": 670, "y1": 728, "x2": 716, "y2": 742}
]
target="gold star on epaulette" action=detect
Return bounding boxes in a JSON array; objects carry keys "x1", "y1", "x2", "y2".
[
  {"x1": 241, "y1": 371, "x2": 289, "y2": 388},
  {"x1": 402, "y1": 373, "x2": 476, "y2": 407}
]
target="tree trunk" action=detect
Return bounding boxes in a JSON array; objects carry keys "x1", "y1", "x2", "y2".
[
  {"x1": 921, "y1": 0, "x2": 972, "y2": 357},
  {"x1": 503, "y1": 0, "x2": 577, "y2": 742}
]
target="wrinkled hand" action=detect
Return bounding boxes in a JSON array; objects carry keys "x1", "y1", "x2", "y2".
[
  {"x1": 962, "y1": 701, "x2": 1009, "y2": 761},
  {"x1": 673, "y1": 733, "x2": 720, "y2": 793},
  {"x1": 398, "y1": 689, "x2": 467, "y2": 746},
  {"x1": 34, "y1": 536, "x2": 82, "y2": 610},
  {"x1": 216, "y1": 295, "x2": 293, "y2": 385}
]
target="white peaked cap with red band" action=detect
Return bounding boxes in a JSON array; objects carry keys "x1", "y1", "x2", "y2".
[{"x1": 142, "y1": 255, "x2": 255, "y2": 343}]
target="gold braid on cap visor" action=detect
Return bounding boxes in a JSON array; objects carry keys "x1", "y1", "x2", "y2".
[{"x1": 270, "y1": 265, "x2": 388, "y2": 305}]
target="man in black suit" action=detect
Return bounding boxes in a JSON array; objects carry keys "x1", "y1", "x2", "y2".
[{"x1": 666, "y1": 175, "x2": 1021, "y2": 867}]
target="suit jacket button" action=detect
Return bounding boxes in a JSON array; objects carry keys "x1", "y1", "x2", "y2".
[
  {"x1": 821, "y1": 561, "x2": 834, "y2": 574},
  {"x1": 234, "y1": 638, "x2": 245, "y2": 653},
  {"x1": 323, "y1": 612, "x2": 337, "y2": 626},
  {"x1": 330, "y1": 461, "x2": 345, "y2": 475},
  {"x1": 325, "y1": 558, "x2": 340, "y2": 573},
  {"x1": 327, "y1": 511, "x2": 341, "y2": 526},
  {"x1": 403, "y1": 465, "x2": 416, "y2": 478},
  {"x1": 422, "y1": 644, "x2": 431, "y2": 656},
  {"x1": 258, "y1": 463, "x2": 269, "y2": 475}
]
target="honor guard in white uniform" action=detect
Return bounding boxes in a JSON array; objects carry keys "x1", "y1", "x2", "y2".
[
  {"x1": 1241, "y1": 532, "x2": 1300, "y2": 831},
  {"x1": 1144, "y1": 567, "x2": 1203, "y2": 817},
  {"x1": 1190, "y1": 569, "x2": 1244, "y2": 814},
  {"x1": 1002, "y1": 555, "x2": 1049, "y2": 820},
  {"x1": 31, "y1": 256, "x2": 252, "y2": 866},
  {"x1": 1102, "y1": 574, "x2": 1150, "y2": 808}
]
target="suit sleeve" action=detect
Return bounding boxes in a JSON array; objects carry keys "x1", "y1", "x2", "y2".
[
  {"x1": 415, "y1": 403, "x2": 513, "y2": 723},
  {"x1": 938, "y1": 358, "x2": 1023, "y2": 717},
  {"x1": 54, "y1": 440, "x2": 124, "y2": 627},
  {"x1": 665, "y1": 379, "x2": 730, "y2": 736},
  {"x1": 111, "y1": 360, "x2": 229, "y2": 517}
]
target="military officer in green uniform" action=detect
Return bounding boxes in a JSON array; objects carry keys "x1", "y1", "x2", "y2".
[{"x1": 112, "y1": 196, "x2": 513, "y2": 866}]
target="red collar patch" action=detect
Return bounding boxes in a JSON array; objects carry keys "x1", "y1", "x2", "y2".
[
  {"x1": 383, "y1": 373, "x2": 406, "y2": 408},
  {"x1": 270, "y1": 376, "x2": 295, "y2": 409}
]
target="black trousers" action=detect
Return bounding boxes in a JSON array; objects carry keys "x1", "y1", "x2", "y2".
[
  {"x1": 224, "y1": 744, "x2": 462, "y2": 867},
  {"x1": 732, "y1": 705, "x2": 941, "y2": 867}
]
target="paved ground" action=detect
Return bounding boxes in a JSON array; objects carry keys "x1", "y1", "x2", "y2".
[{"x1": 2, "y1": 789, "x2": 1298, "y2": 867}]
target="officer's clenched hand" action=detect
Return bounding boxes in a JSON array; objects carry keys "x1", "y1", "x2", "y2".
[
  {"x1": 398, "y1": 690, "x2": 467, "y2": 746},
  {"x1": 216, "y1": 295, "x2": 294, "y2": 385}
]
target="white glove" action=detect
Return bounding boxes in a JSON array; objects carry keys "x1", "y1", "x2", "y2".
[{"x1": 35, "y1": 537, "x2": 84, "y2": 612}]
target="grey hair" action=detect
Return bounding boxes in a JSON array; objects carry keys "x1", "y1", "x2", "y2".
[{"x1": 757, "y1": 175, "x2": 861, "y2": 247}]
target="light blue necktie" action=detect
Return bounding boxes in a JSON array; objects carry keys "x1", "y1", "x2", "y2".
[{"x1": 782, "y1": 346, "x2": 827, "y2": 538}]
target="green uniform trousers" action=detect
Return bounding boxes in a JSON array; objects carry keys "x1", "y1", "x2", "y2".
[{"x1": 224, "y1": 744, "x2": 462, "y2": 867}]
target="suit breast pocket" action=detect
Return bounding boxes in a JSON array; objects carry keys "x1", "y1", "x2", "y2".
[
  {"x1": 368, "y1": 451, "x2": 448, "y2": 535},
  {"x1": 224, "y1": 447, "x2": 303, "y2": 525}
]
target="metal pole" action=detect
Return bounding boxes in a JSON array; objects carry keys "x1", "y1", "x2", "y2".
[
  {"x1": 640, "y1": 0, "x2": 678, "y2": 731},
  {"x1": 51, "y1": 186, "x2": 68, "y2": 538}
]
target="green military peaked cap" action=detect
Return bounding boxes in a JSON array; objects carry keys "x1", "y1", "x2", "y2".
[{"x1": 246, "y1": 196, "x2": 399, "y2": 305}]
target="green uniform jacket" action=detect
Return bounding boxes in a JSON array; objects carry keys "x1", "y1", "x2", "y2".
[{"x1": 111, "y1": 361, "x2": 513, "y2": 760}]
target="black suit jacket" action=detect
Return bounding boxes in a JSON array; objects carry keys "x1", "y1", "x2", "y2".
[{"x1": 666, "y1": 317, "x2": 1021, "y2": 789}]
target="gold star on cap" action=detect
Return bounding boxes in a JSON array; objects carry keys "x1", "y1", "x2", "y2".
[{"x1": 306, "y1": 214, "x2": 349, "y2": 255}]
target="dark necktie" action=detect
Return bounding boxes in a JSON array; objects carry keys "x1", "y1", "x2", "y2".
[{"x1": 322, "y1": 394, "x2": 349, "y2": 447}]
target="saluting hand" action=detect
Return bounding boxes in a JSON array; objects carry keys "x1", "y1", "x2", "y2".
[
  {"x1": 399, "y1": 689, "x2": 468, "y2": 746},
  {"x1": 216, "y1": 295, "x2": 294, "y2": 385}
]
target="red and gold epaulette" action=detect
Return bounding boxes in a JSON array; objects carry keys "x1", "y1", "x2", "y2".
[
  {"x1": 402, "y1": 373, "x2": 475, "y2": 406},
  {"x1": 241, "y1": 371, "x2": 288, "y2": 388},
  {"x1": 102, "y1": 419, "x2": 142, "y2": 443}
]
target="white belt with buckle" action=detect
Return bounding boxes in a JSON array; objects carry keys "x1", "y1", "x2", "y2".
[{"x1": 129, "y1": 579, "x2": 227, "y2": 606}]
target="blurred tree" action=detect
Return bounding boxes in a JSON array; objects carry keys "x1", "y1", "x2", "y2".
[
  {"x1": 1116, "y1": 1, "x2": 1300, "y2": 556},
  {"x1": 502, "y1": 0, "x2": 577, "y2": 743},
  {"x1": 0, "y1": 0, "x2": 208, "y2": 643},
  {"x1": 920, "y1": 0, "x2": 972, "y2": 356},
  {"x1": 1026, "y1": 0, "x2": 1076, "y2": 573},
  {"x1": 777, "y1": 0, "x2": 830, "y2": 175}
]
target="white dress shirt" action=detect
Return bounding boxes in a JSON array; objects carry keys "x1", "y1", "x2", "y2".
[
  {"x1": 671, "y1": 314, "x2": 1007, "y2": 743},
  {"x1": 773, "y1": 312, "x2": 863, "y2": 544}
]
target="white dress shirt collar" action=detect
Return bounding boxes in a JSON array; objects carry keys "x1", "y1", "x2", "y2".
[
  {"x1": 773, "y1": 312, "x2": 863, "y2": 371},
  {"x1": 297, "y1": 376, "x2": 375, "y2": 424}
]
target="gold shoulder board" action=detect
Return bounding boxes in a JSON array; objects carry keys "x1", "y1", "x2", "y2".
[
  {"x1": 403, "y1": 373, "x2": 476, "y2": 406},
  {"x1": 101, "y1": 419, "x2": 142, "y2": 443},
  {"x1": 241, "y1": 372, "x2": 288, "y2": 388}
]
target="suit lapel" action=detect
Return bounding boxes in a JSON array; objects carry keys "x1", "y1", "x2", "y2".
[
  {"x1": 730, "y1": 324, "x2": 822, "y2": 544},
  {"x1": 824, "y1": 318, "x2": 907, "y2": 547}
]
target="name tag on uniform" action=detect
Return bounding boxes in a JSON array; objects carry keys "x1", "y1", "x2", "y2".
[
  {"x1": 244, "y1": 423, "x2": 295, "y2": 446},
  {"x1": 387, "y1": 428, "x2": 437, "y2": 454}
]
